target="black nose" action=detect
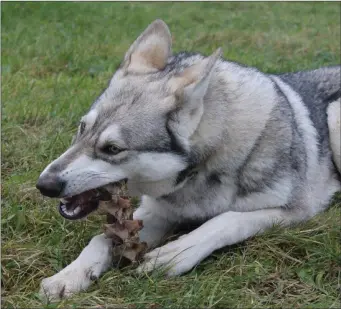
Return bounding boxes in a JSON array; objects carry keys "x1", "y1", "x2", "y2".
[{"x1": 36, "y1": 175, "x2": 65, "y2": 198}]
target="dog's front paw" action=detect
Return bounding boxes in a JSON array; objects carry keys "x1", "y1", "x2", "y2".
[
  {"x1": 39, "y1": 262, "x2": 100, "y2": 302},
  {"x1": 39, "y1": 234, "x2": 112, "y2": 302},
  {"x1": 137, "y1": 234, "x2": 208, "y2": 277}
]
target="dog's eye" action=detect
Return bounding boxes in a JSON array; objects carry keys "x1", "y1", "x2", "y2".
[
  {"x1": 80, "y1": 122, "x2": 86, "y2": 135},
  {"x1": 101, "y1": 144, "x2": 123, "y2": 155}
]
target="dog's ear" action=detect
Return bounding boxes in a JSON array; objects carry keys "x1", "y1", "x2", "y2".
[
  {"x1": 122, "y1": 19, "x2": 172, "y2": 74},
  {"x1": 168, "y1": 48, "x2": 222, "y2": 141},
  {"x1": 170, "y1": 48, "x2": 222, "y2": 104}
]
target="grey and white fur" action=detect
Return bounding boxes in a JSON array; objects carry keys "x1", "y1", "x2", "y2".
[{"x1": 36, "y1": 20, "x2": 341, "y2": 301}]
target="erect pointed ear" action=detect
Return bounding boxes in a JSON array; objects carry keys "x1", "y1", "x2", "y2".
[
  {"x1": 122, "y1": 19, "x2": 172, "y2": 74},
  {"x1": 167, "y1": 48, "x2": 222, "y2": 143},
  {"x1": 170, "y1": 48, "x2": 222, "y2": 107}
]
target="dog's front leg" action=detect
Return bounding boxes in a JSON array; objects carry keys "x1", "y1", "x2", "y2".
[
  {"x1": 133, "y1": 196, "x2": 174, "y2": 248},
  {"x1": 138, "y1": 207, "x2": 301, "y2": 276},
  {"x1": 39, "y1": 234, "x2": 112, "y2": 302}
]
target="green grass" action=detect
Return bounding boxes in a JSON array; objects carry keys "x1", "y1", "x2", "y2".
[{"x1": 1, "y1": 2, "x2": 341, "y2": 308}]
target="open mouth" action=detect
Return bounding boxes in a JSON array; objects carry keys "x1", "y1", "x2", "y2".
[{"x1": 58, "y1": 182, "x2": 125, "y2": 220}]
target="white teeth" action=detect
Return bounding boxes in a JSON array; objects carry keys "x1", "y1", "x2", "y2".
[
  {"x1": 59, "y1": 199, "x2": 84, "y2": 218},
  {"x1": 60, "y1": 204, "x2": 77, "y2": 217}
]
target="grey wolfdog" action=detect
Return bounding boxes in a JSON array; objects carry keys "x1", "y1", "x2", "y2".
[{"x1": 36, "y1": 20, "x2": 341, "y2": 300}]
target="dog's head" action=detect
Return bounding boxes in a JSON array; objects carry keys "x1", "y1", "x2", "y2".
[{"x1": 36, "y1": 19, "x2": 221, "y2": 220}]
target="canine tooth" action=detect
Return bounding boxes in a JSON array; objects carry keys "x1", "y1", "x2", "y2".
[
  {"x1": 74, "y1": 206, "x2": 81, "y2": 214},
  {"x1": 60, "y1": 198, "x2": 68, "y2": 204}
]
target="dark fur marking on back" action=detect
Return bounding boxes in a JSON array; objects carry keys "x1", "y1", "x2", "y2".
[
  {"x1": 277, "y1": 67, "x2": 340, "y2": 159},
  {"x1": 325, "y1": 89, "x2": 341, "y2": 104}
]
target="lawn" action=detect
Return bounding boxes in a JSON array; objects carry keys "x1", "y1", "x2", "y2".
[{"x1": 1, "y1": 2, "x2": 340, "y2": 308}]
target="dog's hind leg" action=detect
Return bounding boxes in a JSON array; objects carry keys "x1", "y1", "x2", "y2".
[
  {"x1": 137, "y1": 207, "x2": 308, "y2": 277},
  {"x1": 39, "y1": 234, "x2": 112, "y2": 302},
  {"x1": 327, "y1": 99, "x2": 341, "y2": 172}
]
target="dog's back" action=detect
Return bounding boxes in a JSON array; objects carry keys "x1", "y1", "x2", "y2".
[{"x1": 277, "y1": 66, "x2": 341, "y2": 168}]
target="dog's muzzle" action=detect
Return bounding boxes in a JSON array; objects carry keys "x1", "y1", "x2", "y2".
[{"x1": 36, "y1": 173, "x2": 128, "y2": 220}]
